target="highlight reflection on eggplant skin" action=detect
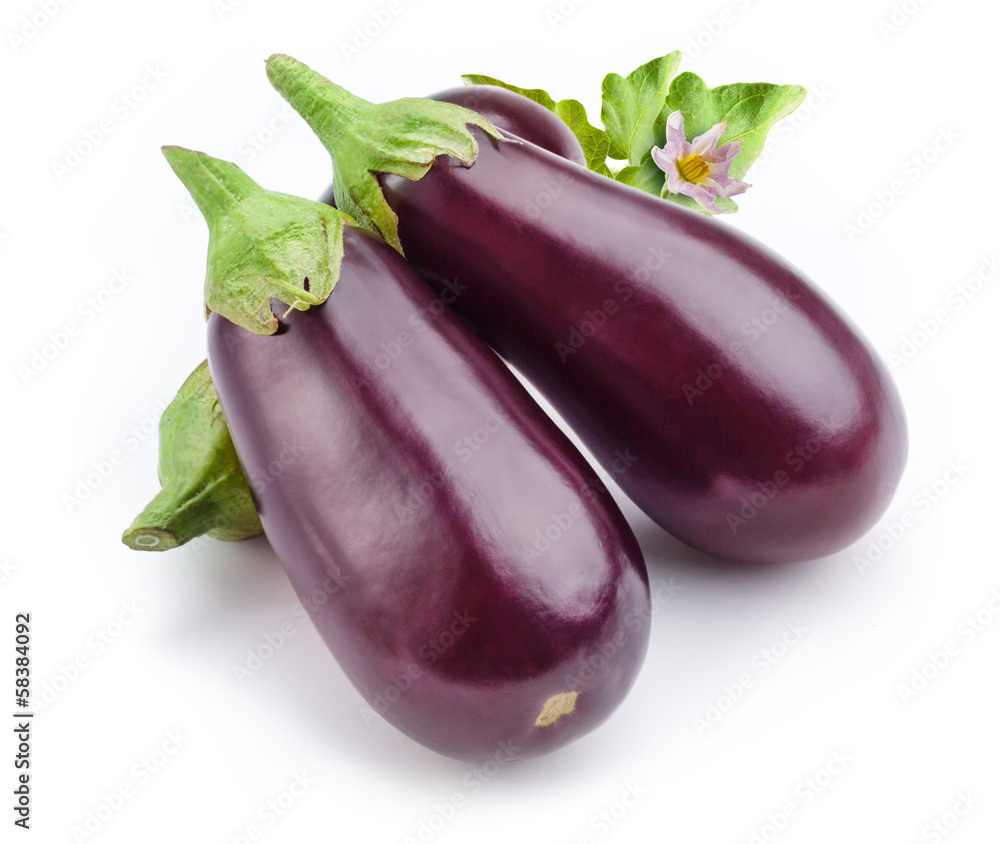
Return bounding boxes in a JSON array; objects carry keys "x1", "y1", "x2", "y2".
[
  {"x1": 365, "y1": 93, "x2": 907, "y2": 564},
  {"x1": 207, "y1": 227, "x2": 650, "y2": 761}
]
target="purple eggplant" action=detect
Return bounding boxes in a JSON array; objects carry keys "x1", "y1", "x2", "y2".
[
  {"x1": 428, "y1": 85, "x2": 586, "y2": 165},
  {"x1": 268, "y1": 58, "x2": 908, "y2": 564},
  {"x1": 163, "y1": 148, "x2": 649, "y2": 760}
]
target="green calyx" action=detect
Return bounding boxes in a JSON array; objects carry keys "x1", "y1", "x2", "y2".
[
  {"x1": 162, "y1": 145, "x2": 350, "y2": 335},
  {"x1": 122, "y1": 361, "x2": 263, "y2": 552},
  {"x1": 265, "y1": 53, "x2": 506, "y2": 253},
  {"x1": 129, "y1": 148, "x2": 353, "y2": 550}
]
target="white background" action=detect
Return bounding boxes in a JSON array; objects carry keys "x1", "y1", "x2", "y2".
[{"x1": 2, "y1": 0, "x2": 998, "y2": 840}]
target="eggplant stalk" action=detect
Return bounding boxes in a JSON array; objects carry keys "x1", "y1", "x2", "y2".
[
  {"x1": 122, "y1": 360, "x2": 262, "y2": 551},
  {"x1": 265, "y1": 54, "x2": 507, "y2": 253}
]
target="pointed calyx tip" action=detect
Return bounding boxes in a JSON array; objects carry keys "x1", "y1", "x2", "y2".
[
  {"x1": 160, "y1": 144, "x2": 196, "y2": 172},
  {"x1": 159, "y1": 145, "x2": 349, "y2": 335},
  {"x1": 161, "y1": 144, "x2": 214, "y2": 171},
  {"x1": 160, "y1": 147, "x2": 261, "y2": 233},
  {"x1": 265, "y1": 53, "x2": 310, "y2": 89},
  {"x1": 265, "y1": 54, "x2": 503, "y2": 254}
]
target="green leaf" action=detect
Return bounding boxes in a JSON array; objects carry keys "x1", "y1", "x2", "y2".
[
  {"x1": 461, "y1": 74, "x2": 556, "y2": 111},
  {"x1": 665, "y1": 72, "x2": 807, "y2": 180},
  {"x1": 553, "y1": 99, "x2": 611, "y2": 175},
  {"x1": 162, "y1": 146, "x2": 348, "y2": 336},
  {"x1": 267, "y1": 54, "x2": 504, "y2": 254},
  {"x1": 462, "y1": 73, "x2": 612, "y2": 177},
  {"x1": 615, "y1": 149, "x2": 665, "y2": 194},
  {"x1": 122, "y1": 360, "x2": 264, "y2": 551},
  {"x1": 600, "y1": 52, "x2": 681, "y2": 165},
  {"x1": 662, "y1": 72, "x2": 715, "y2": 138}
]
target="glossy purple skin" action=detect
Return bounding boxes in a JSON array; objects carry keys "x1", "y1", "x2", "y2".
[
  {"x1": 207, "y1": 227, "x2": 650, "y2": 760},
  {"x1": 428, "y1": 86, "x2": 587, "y2": 166},
  {"x1": 370, "y1": 134, "x2": 908, "y2": 564}
]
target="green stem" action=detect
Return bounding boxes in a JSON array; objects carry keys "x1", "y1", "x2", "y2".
[
  {"x1": 123, "y1": 479, "x2": 242, "y2": 551},
  {"x1": 265, "y1": 54, "x2": 504, "y2": 253},
  {"x1": 128, "y1": 148, "x2": 358, "y2": 551},
  {"x1": 121, "y1": 361, "x2": 263, "y2": 552},
  {"x1": 162, "y1": 146, "x2": 260, "y2": 231},
  {"x1": 161, "y1": 145, "x2": 349, "y2": 335},
  {"x1": 263, "y1": 57, "x2": 369, "y2": 169}
]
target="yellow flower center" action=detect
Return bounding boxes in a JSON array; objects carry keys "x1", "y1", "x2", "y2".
[{"x1": 677, "y1": 153, "x2": 710, "y2": 183}]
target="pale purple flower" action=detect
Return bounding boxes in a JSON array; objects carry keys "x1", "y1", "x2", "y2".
[{"x1": 652, "y1": 111, "x2": 751, "y2": 214}]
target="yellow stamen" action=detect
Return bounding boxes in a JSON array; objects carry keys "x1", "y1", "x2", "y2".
[{"x1": 677, "y1": 153, "x2": 710, "y2": 183}]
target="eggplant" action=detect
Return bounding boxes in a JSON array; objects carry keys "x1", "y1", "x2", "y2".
[
  {"x1": 268, "y1": 57, "x2": 908, "y2": 565},
  {"x1": 162, "y1": 148, "x2": 650, "y2": 761},
  {"x1": 428, "y1": 85, "x2": 586, "y2": 166}
]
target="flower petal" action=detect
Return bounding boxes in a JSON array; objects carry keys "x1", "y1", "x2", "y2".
[
  {"x1": 702, "y1": 139, "x2": 741, "y2": 166},
  {"x1": 664, "y1": 167, "x2": 696, "y2": 198},
  {"x1": 665, "y1": 111, "x2": 688, "y2": 147},
  {"x1": 701, "y1": 172, "x2": 751, "y2": 198},
  {"x1": 715, "y1": 177, "x2": 752, "y2": 198},
  {"x1": 703, "y1": 160, "x2": 739, "y2": 184},
  {"x1": 689, "y1": 120, "x2": 728, "y2": 156},
  {"x1": 690, "y1": 184, "x2": 723, "y2": 213},
  {"x1": 650, "y1": 145, "x2": 674, "y2": 174},
  {"x1": 666, "y1": 169, "x2": 686, "y2": 195}
]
